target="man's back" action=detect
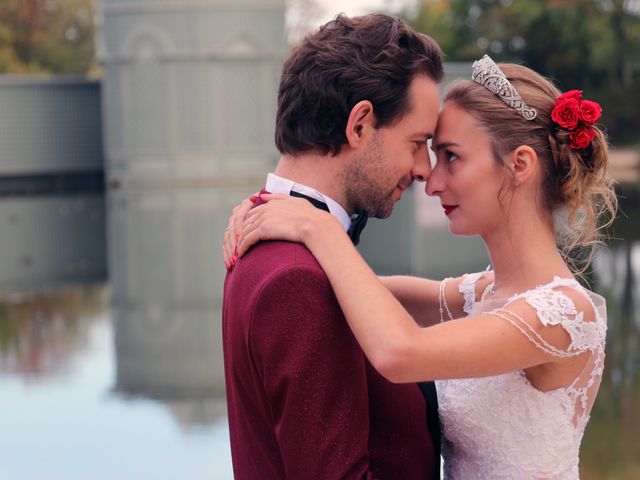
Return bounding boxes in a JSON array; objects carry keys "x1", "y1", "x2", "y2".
[{"x1": 223, "y1": 240, "x2": 436, "y2": 479}]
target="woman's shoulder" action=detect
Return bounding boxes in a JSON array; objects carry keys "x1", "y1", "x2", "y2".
[
  {"x1": 495, "y1": 276, "x2": 607, "y2": 354},
  {"x1": 504, "y1": 276, "x2": 603, "y2": 322}
]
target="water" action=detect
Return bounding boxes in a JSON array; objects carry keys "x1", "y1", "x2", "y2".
[
  {"x1": 0, "y1": 188, "x2": 638, "y2": 479},
  {"x1": 0, "y1": 289, "x2": 233, "y2": 480}
]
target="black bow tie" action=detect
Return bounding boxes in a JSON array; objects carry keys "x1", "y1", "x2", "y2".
[
  {"x1": 289, "y1": 191, "x2": 368, "y2": 245},
  {"x1": 289, "y1": 190, "x2": 330, "y2": 212},
  {"x1": 348, "y1": 210, "x2": 368, "y2": 246}
]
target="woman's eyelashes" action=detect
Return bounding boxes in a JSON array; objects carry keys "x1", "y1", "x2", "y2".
[{"x1": 439, "y1": 150, "x2": 458, "y2": 163}]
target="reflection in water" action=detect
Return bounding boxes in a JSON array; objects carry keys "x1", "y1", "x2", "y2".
[
  {"x1": 0, "y1": 287, "x2": 233, "y2": 480},
  {"x1": 112, "y1": 302, "x2": 227, "y2": 430},
  {"x1": 0, "y1": 190, "x2": 638, "y2": 478},
  {"x1": 2, "y1": 244, "x2": 638, "y2": 479},
  {"x1": 0, "y1": 287, "x2": 105, "y2": 377},
  {"x1": 581, "y1": 182, "x2": 640, "y2": 478},
  {"x1": 106, "y1": 185, "x2": 229, "y2": 432},
  {"x1": 581, "y1": 239, "x2": 640, "y2": 480}
]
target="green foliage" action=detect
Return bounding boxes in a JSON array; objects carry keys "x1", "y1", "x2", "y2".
[
  {"x1": 0, "y1": 0, "x2": 97, "y2": 74},
  {"x1": 407, "y1": 0, "x2": 640, "y2": 145}
]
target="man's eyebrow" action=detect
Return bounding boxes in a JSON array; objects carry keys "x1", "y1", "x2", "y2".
[
  {"x1": 431, "y1": 141, "x2": 461, "y2": 152},
  {"x1": 413, "y1": 131, "x2": 433, "y2": 140}
]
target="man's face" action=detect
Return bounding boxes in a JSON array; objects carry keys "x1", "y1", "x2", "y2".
[{"x1": 345, "y1": 75, "x2": 440, "y2": 218}]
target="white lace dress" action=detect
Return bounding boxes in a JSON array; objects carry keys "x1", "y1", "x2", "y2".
[{"x1": 436, "y1": 273, "x2": 607, "y2": 479}]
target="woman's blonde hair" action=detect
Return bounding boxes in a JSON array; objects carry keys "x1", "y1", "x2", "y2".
[{"x1": 444, "y1": 64, "x2": 617, "y2": 273}]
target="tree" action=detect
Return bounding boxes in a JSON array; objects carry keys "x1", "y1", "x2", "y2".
[
  {"x1": 0, "y1": 0, "x2": 97, "y2": 74},
  {"x1": 408, "y1": 0, "x2": 640, "y2": 145}
]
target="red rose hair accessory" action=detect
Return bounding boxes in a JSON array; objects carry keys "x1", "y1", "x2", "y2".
[{"x1": 551, "y1": 90, "x2": 602, "y2": 150}]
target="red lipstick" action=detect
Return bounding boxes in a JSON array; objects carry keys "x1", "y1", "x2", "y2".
[{"x1": 442, "y1": 204, "x2": 458, "y2": 216}]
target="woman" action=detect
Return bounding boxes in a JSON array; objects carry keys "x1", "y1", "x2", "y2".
[{"x1": 224, "y1": 56, "x2": 617, "y2": 478}]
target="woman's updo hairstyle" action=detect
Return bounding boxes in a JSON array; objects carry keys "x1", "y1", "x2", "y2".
[{"x1": 444, "y1": 63, "x2": 617, "y2": 273}]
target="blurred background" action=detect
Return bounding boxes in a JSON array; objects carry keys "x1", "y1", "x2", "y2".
[{"x1": 0, "y1": 1, "x2": 637, "y2": 478}]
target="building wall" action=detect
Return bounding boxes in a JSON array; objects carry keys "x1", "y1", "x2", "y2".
[
  {"x1": 0, "y1": 77, "x2": 103, "y2": 175},
  {"x1": 0, "y1": 78, "x2": 106, "y2": 291},
  {"x1": 101, "y1": 0, "x2": 286, "y2": 310},
  {"x1": 100, "y1": 0, "x2": 286, "y2": 398}
]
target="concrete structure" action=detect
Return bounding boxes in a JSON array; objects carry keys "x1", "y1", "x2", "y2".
[
  {"x1": 0, "y1": 77, "x2": 106, "y2": 291},
  {"x1": 0, "y1": 76, "x2": 103, "y2": 176},
  {"x1": 100, "y1": 0, "x2": 287, "y2": 399}
]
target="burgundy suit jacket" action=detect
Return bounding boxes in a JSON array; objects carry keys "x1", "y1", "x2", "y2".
[{"x1": 222, "y1": 201, "x2": 438, "y2": 479}]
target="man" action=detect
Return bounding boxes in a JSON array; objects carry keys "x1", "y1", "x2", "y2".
[{"x1": 222, "y1": 13, "x2": 443, "y2": 479}]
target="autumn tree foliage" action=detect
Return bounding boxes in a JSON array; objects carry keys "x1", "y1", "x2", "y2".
[
  {"x1": 0, "y1": 0, "x2": 96, "y2": 74},
  {"x1": 408, "y1": 0, "x2": 640, "y2": 144}
]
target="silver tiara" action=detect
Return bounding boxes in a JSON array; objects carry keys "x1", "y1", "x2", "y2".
[{"x1": 471, "y1": 55, "x2": 537, "y2": 121}]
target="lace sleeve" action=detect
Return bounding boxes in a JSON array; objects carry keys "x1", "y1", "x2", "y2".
[
  {"x1": 487, "y1": 279, "x2": 606, "y2": 357},
  {"x1": 439, "y1": 271, "x2": 490, "y2": 322},
  {"x1": 458, "y1": 272, "x2": 487, "y2": 315}
]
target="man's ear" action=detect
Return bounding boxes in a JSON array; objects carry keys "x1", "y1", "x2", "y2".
[
  {"x1": 345, "y1": 100, "x2": 376, "y2": 148},
  {"x1": 510, "y1": 145, "x2": 538, "y2": 186}
]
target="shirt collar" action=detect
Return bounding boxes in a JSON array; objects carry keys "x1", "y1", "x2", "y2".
[{"x1": 265, "y1": 173, "x2": 351, "y2": 232}]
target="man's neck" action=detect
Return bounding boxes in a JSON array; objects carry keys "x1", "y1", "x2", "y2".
[{"x1": 274, "y1": 153, "x2": 353, "y2": 215}]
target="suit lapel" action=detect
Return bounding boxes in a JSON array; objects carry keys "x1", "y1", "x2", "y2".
[{"x1": 419, "y1": 381, "x2": 441, "y2": 478}]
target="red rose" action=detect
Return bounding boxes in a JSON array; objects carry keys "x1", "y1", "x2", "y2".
[
  {"x1": 579, "y1": 100, "x2": 602, "y2": 125},
  {"x1": 551, "y1": 98, "x2": 580, "y2": 130},
  {"x1": 570, "y1": 127, "x2": 596, "y2": 150},
  {"x1": 557, "y1": 90, "x2": 583, "y2": 102}
]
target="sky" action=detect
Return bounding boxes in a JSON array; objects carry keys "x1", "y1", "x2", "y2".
[
  {"x1": 288, "y1": 0, "x2": 417, "y2": 40},
  {"x1": 315, "y1": 0, "x2": 416, "y2": 23}
]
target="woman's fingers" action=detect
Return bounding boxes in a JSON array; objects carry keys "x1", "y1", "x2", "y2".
[
  {"x1": 235, "y1": 193, "x2": 324, "y2": 258},
  {"x1": 223, "y1": 193, "x2": 258, "y2": 270},
  {"x1": 237, "y1": 223, "x2": 260, "y2": 258},
  {"x1": 230, "y1": 198, "x2": 254, "y2": 239},
  {"x1": 257, "y1": 192, "x2": 277, "y2": 201},
  {"x1": 237, "y1": 213, "x2": 260, "y2": 257},
  {"x1": 222, "y1": 227, "x2": 234, "y2": 269},
  {"x1": 223, "y1": 211, "x2": 239, "y2": 269}
]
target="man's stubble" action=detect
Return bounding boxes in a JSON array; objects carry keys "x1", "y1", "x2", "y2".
[{"x1": 344, "y1": 130, "x2": 398, "y2": 219}]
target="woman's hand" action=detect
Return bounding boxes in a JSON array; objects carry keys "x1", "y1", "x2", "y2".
[
  {"x1": 237, "y1": 193, "x2": 339, "y2": 257},
  {"x1": 222, "y1": 193, "x2": 258, "y2": 270}
]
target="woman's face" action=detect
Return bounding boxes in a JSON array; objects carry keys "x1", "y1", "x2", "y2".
[{"x1": 426, "y1": 101, "x2": 512, "y2": 237}]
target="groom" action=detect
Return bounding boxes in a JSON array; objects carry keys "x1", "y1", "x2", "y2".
[{"x1": 223, "y1": 13, "x2": 443, "y2": 479}]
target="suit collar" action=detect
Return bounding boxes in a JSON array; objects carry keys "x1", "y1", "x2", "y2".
[{"x1": 266, "y1": 173, "x2": 351, "y2": 232}]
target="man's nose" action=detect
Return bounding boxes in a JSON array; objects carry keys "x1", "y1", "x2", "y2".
[
  {"x1": 425, "y1": 163, "x2": 443, "y2": 197},
  {"x1": 412, "y1": 152, "x2": 431, "y2": 182}
]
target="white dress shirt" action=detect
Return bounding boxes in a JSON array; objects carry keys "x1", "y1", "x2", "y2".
[{"x1": 265, "y1": 173, "x2": 352, "y2": 232}]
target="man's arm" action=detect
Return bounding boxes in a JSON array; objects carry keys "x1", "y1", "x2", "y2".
[
  {"x1": 379, "y1": 275, "x2": 441, "y2": 326},
  {"x1": 249, "y1": 264, "x2": 374, "y2": 479},
  {"x1": 380, "y1": 272, "x2": 496, "y2": 325}
]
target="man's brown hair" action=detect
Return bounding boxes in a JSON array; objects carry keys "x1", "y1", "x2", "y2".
[{"x1": 275, "y1": 13, "x2": 443, "y2": 156}]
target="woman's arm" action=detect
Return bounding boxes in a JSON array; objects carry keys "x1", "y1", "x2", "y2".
[
  {"x1": 238, "y1": 194, "x2": 558, "y2": 383},
  {"x1": 226, "y1": 195, "x2": 477, "y2": 327},
  {"x1": 301, "y1": 226, "x2": 561, "y2": 383}
]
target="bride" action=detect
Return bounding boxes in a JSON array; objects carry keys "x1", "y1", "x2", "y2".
[{"x1": 225, "y1": 56, "x2": 617, "y2": 478}]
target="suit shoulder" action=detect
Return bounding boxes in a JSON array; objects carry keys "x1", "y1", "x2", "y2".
[
  {"x1": 225, "y1": 241, "x2": 330, "y2": 308},
  {"x1": 248, "y1": 253, "x2": 349, "y2": 341},
  {"x1": 247, "y1": 246, "x2": 339, "y2": 321},
  {"x1": 236, "y1": 240, "x2": 323, "y2": 272}
]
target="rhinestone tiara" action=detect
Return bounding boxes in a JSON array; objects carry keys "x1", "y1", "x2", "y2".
[{"x1": 471, "y1": 54, "x2": 537, "y2": 121}]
